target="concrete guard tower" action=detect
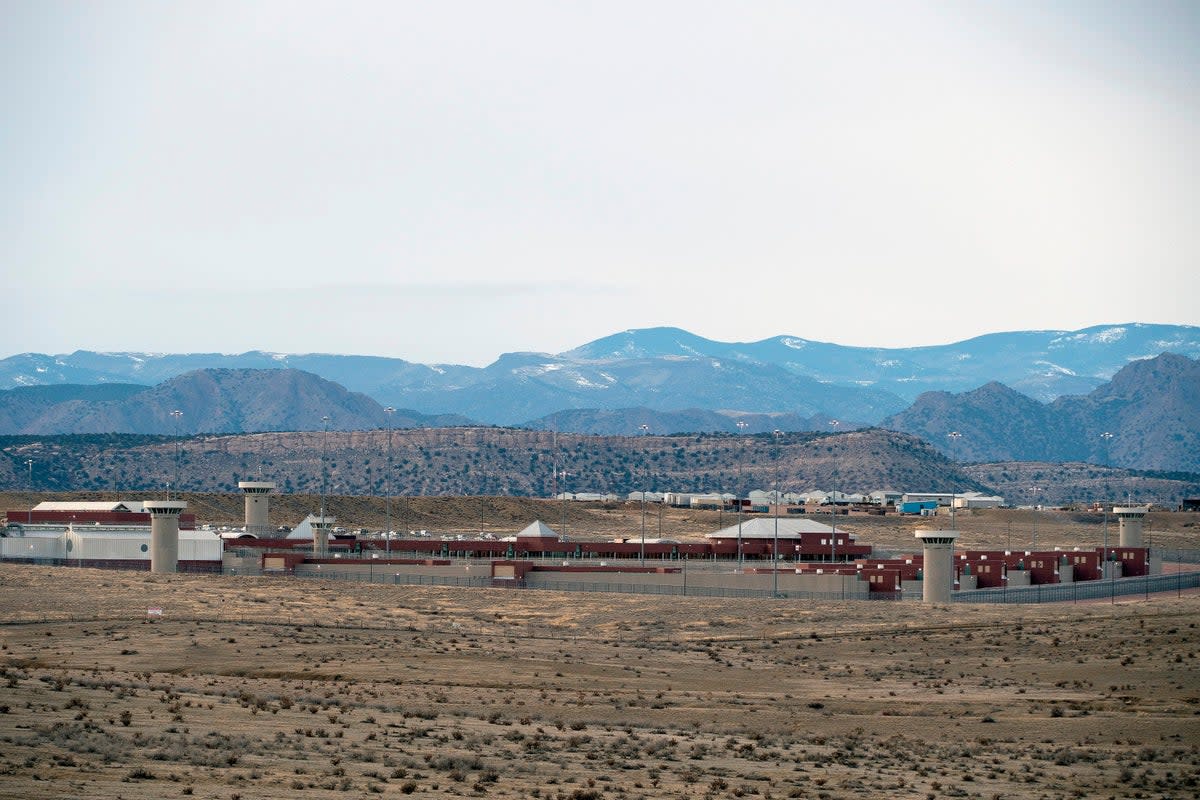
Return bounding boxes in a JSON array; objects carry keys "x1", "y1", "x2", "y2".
[
  {"x1": 312, "y1": 516, "x2": 335, "y2": 555},
  {"x1": 144, "y1": 500, "x2": 187, "y2": 574},
  {"x1": 238, "y1": 481, "x2": 276, "y2": 537},
  {"x1": 1113, "y1": 505, "x2": 1150, "y2": 548},
  {"x1": 916, "y1": 529, "x2": 960, "y2": 604}
]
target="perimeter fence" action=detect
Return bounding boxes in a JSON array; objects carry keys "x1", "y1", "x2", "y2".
[
  {"x1": 283, "y1": 568, "x2": 882, "y2": 602},
  {"x1": 953, "y1": 570, "x2": 1200, "y2": 604}
]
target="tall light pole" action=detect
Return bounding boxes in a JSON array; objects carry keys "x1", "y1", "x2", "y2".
[
  {"x1": 830, "y1": 501, "x2": 837, "y2": 565},
  {"x1": 1102, "y1": 502, "x2": 1109, "y2": 582},
  {"x1": 640, "y1": 424, "x2": 649, "y2": 566},
  {"x1": 384, "y1": 406, "x2": 394, "y2": 557},
  {"x1": 558, "y1": 468, "x2": 571, "y2": 541},
  {"x1": 947, "y1": 430, "x2": 962, "y2": 460},
  {"x1": 170, "y1": 409, "x2": 183, "y2": 499},
  {"x1": 829, "y1": 419, "x2": 840, "y2": 565},
  {"x1": 1100, "y1": 431, "x2": 1114, "y2": 467},
  {"x1": 736, "y1": 420, "x2": 748, "y2": 570},
  {"x1": 1030, "y1": 486, "x2": 1042, "y2": 549},
  {"x1": 773, "y1": 429, "x2": 783, "y2": 597},
  {"x1": 320, "y1": 416, "x2": 331, "y2": 527},
  {"x1": 25, "y1": 459, "x2": 33, "y2": 524}
]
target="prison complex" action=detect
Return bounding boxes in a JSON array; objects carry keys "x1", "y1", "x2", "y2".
[{"x1": 1, "y1": 495, "x2": 1156, "y2": 601}]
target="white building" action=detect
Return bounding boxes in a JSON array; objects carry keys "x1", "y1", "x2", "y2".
[
  {"x1": 952, "y1": 492, "x2": 1005, "y2": 509},
  {"x1": 1, "y1": 525, "x2": 221, "y2": 564}
]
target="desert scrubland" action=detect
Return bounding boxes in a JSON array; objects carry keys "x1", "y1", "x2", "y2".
[{"x1": 1, "y1": 564, "x2": 1198, "y2": 799}]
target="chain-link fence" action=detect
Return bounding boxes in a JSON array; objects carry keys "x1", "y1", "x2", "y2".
[
  {"x1": 287, "y1": 567, "x2": 893, "y2": 601},
  {"x1": 282, "y1": 562, "x2": 1200, "y2": 604},
  {"x1": 953, "y1": 570, "x2": 1200, "y2": 604}
]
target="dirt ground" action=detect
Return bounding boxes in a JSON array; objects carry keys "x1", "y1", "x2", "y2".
[{"x1": 0, "y1": 564, "x2": 1197, "y2": 799}]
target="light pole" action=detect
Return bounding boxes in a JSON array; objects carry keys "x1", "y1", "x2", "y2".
[
  {"x1": 384, "y1": 406, "x2": 394, "y2": 557},
  {"x1": 558, "y1": 468, "x2": 571, "y2": 541},
  {"x1": 640, "y1": 424, "x2": 649, "y2": 566},
  {"x1": 320, "y1": 416, "x2": 331, "y2": 528},
  {"x1": 1100, "y1": 431, "x2": 1114, "y2": 467},
  {"x1": 773, "y1": 429, "x2": 783, "y2": 597},
  {"x1": 736, "y1": 420, "x2": 748, "y2": 570},
  {"x1": 25, "y1": 459, "x2": 33, "y2": 524},
  {"x1": 947, "y1": 430, "x2": 962, "y2": 460},
  {"x1": 830, "y1": 501, "x2": 837, "y2": 565},
  {"x1": 1102, "y1": 502, "x2": 1109, "y2": 582},
  {"x1": 828, "y1": 422, "x2": 840, "y2": 565},
  {"x1": 170, "y1": 409, "x2": 183, "y2": 499},
  {"x1": 1030, "y1": 486, "x2": 1042, "y2": 549}
]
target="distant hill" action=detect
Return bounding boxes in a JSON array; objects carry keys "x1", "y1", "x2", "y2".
[
  {"x1": 0, "y1": 427, "x2": 989, "y2": 499},
  {"x1": 4, "y1": 427, "x2": 1197, "y2": 506},
  {"x1": 0, "y1": 369, "x2": 475, "y2": 435},
  {"x1": 882, "y1": 353, "x2": 1200, "y2": 471},
  {"x1": 519, "y1": 407, "x2": 862, "y2": 436},
  {"x1": 0, "y1": 383, "x2": 148, "y2": 434},
  {"x1": 4, "y1": 323, "x2": 1196, "y2": 426}
]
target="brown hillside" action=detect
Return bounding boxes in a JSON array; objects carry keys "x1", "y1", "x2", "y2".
[{"x1": 4, "y1": 427, "x2": 988, "y2": 498}]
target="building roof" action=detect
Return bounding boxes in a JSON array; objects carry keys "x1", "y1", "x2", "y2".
[
  {"x1": 516, "y1": 520, "x2": 560, "y2": 539},
  {"x1": 34, "y1": 501, "x2": 144, "y2": 513},
  {"x1": 706, "y1": 517, "x2": 842, "y2": 540}
]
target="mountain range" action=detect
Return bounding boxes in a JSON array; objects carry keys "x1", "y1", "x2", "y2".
[
  {"x1": 883, "y1": 352, "x2": 1200, "y2": 472},
  {"x1": 3, "y1": 323, "x2": 1197, "y2": 426},
  {"x1": 1, "y1": 324, "x2": 1197, "y2": 473}
]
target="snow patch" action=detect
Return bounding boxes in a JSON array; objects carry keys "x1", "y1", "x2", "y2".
[
  {"x1": 1090, "y1": 326, "x2": 1127, "y2": 343},
  {"x1": 1050, "y1": 326, "x2": 1127, "y2": 346},
  {"x1": 875, "y1": 359, "x2": 901, "y2": 368},
  {"x1": 574, "y1": 375, "x2": 610, "y2": 389},
  {"x1": 780, "y1": 337, "x2": 807, "y2": 350},
  {"x1": 1033, "y1": 360, "x2": 1077, "y2": 376},
  {"x1": 512, "y1": 363, "x2": 565, "y2": 378}
]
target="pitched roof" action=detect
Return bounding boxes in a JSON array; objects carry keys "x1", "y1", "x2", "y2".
[
  {"x1": 706, "y1": 517, "x2": 840, "y2": 539},
  {"x1": 516, "y1": 520, "x2": 560, "y2": 539},
  {"x1": 33, "y1": 501, "x2": 143, "y2": 513}
]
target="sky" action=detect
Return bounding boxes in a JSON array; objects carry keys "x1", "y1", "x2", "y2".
[{"x1": 2, "y1": 1, "x2": 1198, "y2": 366}]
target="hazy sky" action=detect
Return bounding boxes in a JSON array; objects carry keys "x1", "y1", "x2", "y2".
[{"x1": 3, "y1": 1, "x2": 1198, "y2": 365}]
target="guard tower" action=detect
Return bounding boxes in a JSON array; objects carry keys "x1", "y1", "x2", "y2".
[
  {"x1": 1113, "y1": 505, "x2": 1150, "y2": 548},
  {"x1": 144, "y1": 500, "x2": 187, "y2": 573},
  {"x1": 915, "y1": 529, "x2": 960, "y2": 604},
  {"x1": 238, "y1": 481, "x2": 276, "y2": 537},
  {"x1": 312, "y1": 516, "x2": 335, "y2": 555}
]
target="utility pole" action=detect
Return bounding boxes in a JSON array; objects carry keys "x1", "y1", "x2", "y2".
[
  {"x1": 773, "y1": 429, "x2": 783, "y2": 597},
  {"x1": 320, "y1": 416, "x2": 331, "y2": 527},
  {"x1": 170, "y1": 409, "x2": 183, "y2": 499},
  {"x1": 26, "y1": 459, "x2": 33, "y2": 524},
  {"x1": 736, "y1": 420, "x2": 748, "y2": 570},
  {"x1": 384, "y1": 406, "x2": 394, "y2": 558},
  {"x1": 640, "y1": 424, "x2": 649, "y2": 566}
]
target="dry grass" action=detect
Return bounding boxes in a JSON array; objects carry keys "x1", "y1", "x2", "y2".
[{"x1": 1, "y1": 563, "x2": 1198, "y2": 799}]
